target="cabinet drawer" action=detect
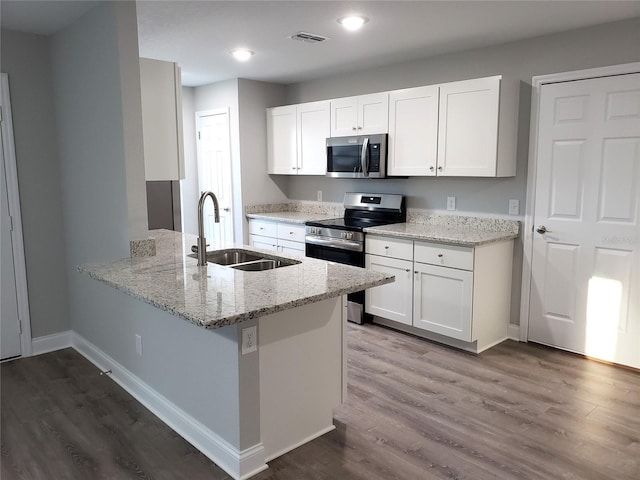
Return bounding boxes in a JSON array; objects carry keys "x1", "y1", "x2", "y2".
[
  {"x1": 414, "y1": 242, "x2": 473, "y2": 271},
  {"x1": 366, "y1": 236, "x2": 413, "y2": 260},
  {"x1": 249, "y1": 220, "x2": 277, "y2": 238},
  {"x1": 277, "y1": 223, "x2": 306, "y2": 243}
]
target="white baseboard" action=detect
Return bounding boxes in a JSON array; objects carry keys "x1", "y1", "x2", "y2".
[
  {"x1": 70, "y1": 332, "x2": 267, "y2": 480},
  {"x1": 508, "y1": 324, "x2": 520, "y2": 341},
  {"x1": 31, "y1": 330, "x2": 72, "y2": 355}
]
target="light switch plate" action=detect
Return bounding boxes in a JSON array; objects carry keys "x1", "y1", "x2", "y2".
[
  {"x1": 317, "y1": 190, "x2": 323, "y2": 202},
  {"x1": 447, "y1": 196, "x2": 456, "y2": 211},
  {"x1": 509, "y1": 199, "x2": 520, "y2": 215},
  {"x1": 135, "y1": 334, "x2": 143, "y2": 356},
  {"x1": 241, "y1": 326, "x2": 258, "y2": 355}
]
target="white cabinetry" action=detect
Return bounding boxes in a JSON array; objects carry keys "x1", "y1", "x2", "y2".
[
  {"x1": 249, "y1": 219, "x2": 306, "y2": 256},
  {"x1": 437, "y1": 76, "x2": 504, "y2": 176},
  {"x1": 330, "y1": 93, "x2": 389, "y2": 136},
  {"x1": 365, "y1": 236, "x2": 414, "y2": 325},
  {"x1": 387, "y1": 86, "x2": 439, "y2": 176},
  {"x1": 267, "y1": 101, "x2": 329, "y2": 175},
  {"x1": 140, "y1": 57, "x2": 185, "y2": 181},
  {"x1": 365, "y1": 234, "x2": 513, "y2": 353},
  {"x1": 413, "y1": 245, "x2": 474, "y2": 341}
]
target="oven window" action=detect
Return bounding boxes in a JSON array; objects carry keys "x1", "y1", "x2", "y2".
[
  {"x1": 327, "y1": 145, "x2": 362, "y2": 173},
  {"x1": 305, "y1": 243, "x2": 365, "y2": 268}
]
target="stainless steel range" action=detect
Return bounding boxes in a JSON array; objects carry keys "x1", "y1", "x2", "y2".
[{"x1": 305, "y1": 192, "x2": 406, "y2": 324}]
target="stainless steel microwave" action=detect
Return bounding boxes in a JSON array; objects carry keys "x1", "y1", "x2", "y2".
[{"x1": 326, "y1": 134, "x2": 387, "y2": 178}]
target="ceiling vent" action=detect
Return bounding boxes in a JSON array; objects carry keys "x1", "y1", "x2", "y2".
[{"x1": 289, "y1": 32, "x2": 330, "y2": 44}]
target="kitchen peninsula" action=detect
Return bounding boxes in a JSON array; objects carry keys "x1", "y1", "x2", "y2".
[{"x1": 78, "y1": 229, "x2": 393, "y2": 480}]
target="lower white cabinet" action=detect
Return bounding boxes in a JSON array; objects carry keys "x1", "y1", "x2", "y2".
[
  {"x1": 248, "y1": 219, "x2": 306, "y2": 257},
  {"x1": 365, "y1": 234, "x2": 513, "y2": 353},
  {"x1": 413, "y1": 263, "x2": 473, "y2": 341},
  {"x1": 365, "y1": 255, "x2": 413, "y2": 325}
]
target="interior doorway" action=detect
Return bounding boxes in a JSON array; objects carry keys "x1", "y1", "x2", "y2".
[
  {"x1": 196, "y1": 109, "x2": 234, "y2": 244},
  {"x1": 1, "y1": 73, "x2": 32, "y2": 360},
  {"x1": 522, "y1": 64, "x2": 640, "y2": 369}
]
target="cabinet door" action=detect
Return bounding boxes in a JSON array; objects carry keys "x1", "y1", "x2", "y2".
[
  {"x1": 297, "y1": 101, "x2": 330, "y2": 175},
  {"x1": 140, "y1": 58, "x2": 184, "y2": 181},
  {"x1": 267, "y1": 106, "x2": 297, "y2": 174},
  {"x1": 250, "y1": 234, "x2": 278, "y2": 252},
  {"x1": 358, "y1": 93, "x2": 389, "y2": 135},
  {"x1": 365, "y1": 255, "x2": 414, "y2": 325},
  {"x1": 437, "y1": 76, "x2": 500, "y2": 177},
  {"x1": 413, "y1": 262, "x2": 473, "y2": 341},
  {"x1": 278, "y1": 239, "x2": 306, "y2": 257},
  {"x1": 330, "y1": 97, "x2": 359, "y2": 137},
  {"x1": 388, "y1": 86, "x2": 439, "y2": 176}
]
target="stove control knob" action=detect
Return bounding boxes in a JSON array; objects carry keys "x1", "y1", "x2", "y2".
[
  {"x1": 341, "y1": 232, "x2": 347, "y2": 239},
  {"x1": 346, "y1": 232, "x2": 353, "y2": 240}
]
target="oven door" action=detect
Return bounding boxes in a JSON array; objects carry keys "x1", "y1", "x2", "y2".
[{"x1": 305, "y1": 238, "x2": 367, "y2": 324}]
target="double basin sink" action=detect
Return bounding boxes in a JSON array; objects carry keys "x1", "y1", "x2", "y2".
[{"x1": 188, "y1": 248, "x2": 301, "y2": 271}]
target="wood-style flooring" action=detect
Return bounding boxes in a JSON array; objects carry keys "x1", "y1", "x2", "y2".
[{"x1": 2, "y1": 323, "x2": 639, "y2": 479}]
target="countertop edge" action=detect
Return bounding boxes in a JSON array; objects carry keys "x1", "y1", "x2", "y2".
[{"x1": 363, "y1": 227, "x2": 519, "y2": 246}]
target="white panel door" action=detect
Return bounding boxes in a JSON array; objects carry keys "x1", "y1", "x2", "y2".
[
  {"x1": 357, "y1": 93, "x2": 389, "y2": 135},
  {"x1": 330, "y1": 97, "x2": 358, "y2": 137},
  {"x1": 388, "y1": 86, "x2": 439, "y2": 176},
  {"x1": 297, "y1": 101, "x2": 329, "y2": 175},
  {"x1": 365, "y1": 254, "x2": 413, "y2": 325},
  {"x1": 529, "y1": 73, "x2": 640, "y2": 369},
  {"x1": 413, "y1": 263, "x2": 473, "y2": 341},
  {"x1": 1, "y1": 154, "x2": 21, "y2": 360},
  {"x1": 197, "y1": 110, "x2": 234, "y2": 243}
]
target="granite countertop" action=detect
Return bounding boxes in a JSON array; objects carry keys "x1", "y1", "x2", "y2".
[
  {"x1": 79, "y1": 229, "x2": 393, "y2": 330},
  {"x1": 246, "y1": 211, "x2": 335, "y2": 224},
  {"x1": 364, "y1": 223, "x2": 519, "y2": 246}
]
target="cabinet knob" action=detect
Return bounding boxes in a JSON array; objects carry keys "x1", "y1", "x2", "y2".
[
  {"x1": 292, "y1": 167, "x2": 296, "y2": 170},
  {"x1": 289, "y1": 231, "x2": 294, "y2": 235},
  {"x1": 405, "y1": 269, "x2": 411, "y2": 272},
  {"x1": 430, "y1": 166, "x2": 434, "y2": 171},
  {"x1": 437, "y1": 253, "x2": 443, "y2": 258},
  {"x1": 259, "y1": 227, "x2": 264, "y2": 230},
  {"x1": 352, "y1": 127, "x2": 357, "y2": 131},
  {"x1": 384, "y1": 246, "x2": 389, "y2": 249},
  {"x1": 438, "y1": 166, "x2": 443, "y2": 171},
  {"x1": 414, "y1": 270, "x2": 418, "y2": 274},
  {"x1": 357, "y1": 126, "x2": 362, "y2": 130}
]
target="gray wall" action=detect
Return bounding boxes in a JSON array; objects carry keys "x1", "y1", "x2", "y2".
[
  {"x1": 180, "y1": 86, "x2": 199, "y2": 235},
  {"x1": 284, "y1": 17, "x2": 640, "y2": 214},
  {"x1": 0, "y1": 29, "x2": 70, "y2": 338}
]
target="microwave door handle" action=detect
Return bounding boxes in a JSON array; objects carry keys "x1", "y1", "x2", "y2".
[{"x1": 361, "y1": 137, "x2": 369, "y2": 177}]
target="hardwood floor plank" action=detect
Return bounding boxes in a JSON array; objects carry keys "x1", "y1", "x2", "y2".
[{"x1": 2, "y1": 324, "x2": 638, "y2": 480}]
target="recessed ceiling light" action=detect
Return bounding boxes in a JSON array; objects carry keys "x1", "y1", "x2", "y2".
[
  {"x1": 231, "y1": 49, "x2": 254, "y2": 62},
  {"x1": 338, "y1": 16, "x2": 368, "y2": 32}
]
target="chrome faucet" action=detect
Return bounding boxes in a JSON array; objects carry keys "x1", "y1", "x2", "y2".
[{"x1": 197, "y1": 191, "x2": 220, "y2": 266}]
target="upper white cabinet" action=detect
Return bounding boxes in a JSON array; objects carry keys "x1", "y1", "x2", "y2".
[
  {"x1": 330, "y1": 93, "x2": 389, "y2": 136},
  {"x1": 267, "y1": 101, "x2": 329, "y2": 175},
  {"x1": 139, "y1": 58, "x2": 185, "y2": 181},
  {"x1": 437, "y1": 76, "x2": 502, "y2": 177},
  {"x1": 387, "y1": 86, "x2": 439, "y2": 176}
]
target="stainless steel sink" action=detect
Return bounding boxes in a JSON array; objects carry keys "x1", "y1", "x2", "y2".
[
  {"x1": 188, "y1": 248, "x2": 300, "y2": 271},
  {"x1": 231, "y1": 259, "x2": 299, "y2": 271}
]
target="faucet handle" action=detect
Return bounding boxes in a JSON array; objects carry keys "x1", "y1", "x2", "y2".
[{"x1": 191, "y1": 244, "x2": 209, "y2": 253}]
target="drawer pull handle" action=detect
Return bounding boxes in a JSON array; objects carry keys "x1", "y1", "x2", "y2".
[
  {"x1": 437, "y1": 253, "x2": 443, "y2": 257},
  {"x1": 384, "y1": 246, "x2": 389, "y2": 249},
  {"x1": 405, "y1": 269, "x2": 411, "y2": 272}
]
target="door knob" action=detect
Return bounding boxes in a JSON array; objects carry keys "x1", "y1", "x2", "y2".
[
  {"x1": 536, "y1": 225, "x2": 551, "y2": 234},
  {"x1": 223, "y1": 208, "x2": 230, "y2": 212}
]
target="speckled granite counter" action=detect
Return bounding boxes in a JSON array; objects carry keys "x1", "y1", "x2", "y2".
[
  {"x1": 245, "y1": 211, "x2": 332, "y2": 224},
  {"x1": 78, "y1": 229, "x2": 393, "y2": 329},
  {"x1": 364, "y1": 213, "x2": 520, "y2": 246}
]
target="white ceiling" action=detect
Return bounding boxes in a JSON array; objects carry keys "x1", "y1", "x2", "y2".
[{"x1": 3, "y1": 1, "x2": 640, "y2": 87}]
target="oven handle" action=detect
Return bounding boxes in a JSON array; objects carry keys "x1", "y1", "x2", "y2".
[{"x1": 305, "y1": 235, "x2": 363, "y2": 252}]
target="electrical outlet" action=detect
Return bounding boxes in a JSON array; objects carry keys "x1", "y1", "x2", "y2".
[
  {"x1": 241, "y1": 326, "x2": 257, "y2": 355},
  {"x1": 135, "y1": 334, "x2": 143, "y2": 356},
  {"x1": 509, "y1": 199, "x2": 520, "y2": 215},
  {"x1": 317, "y1": 190, "x2": 323, "y2": 202},
  {"x1": 447, "y1": 196, "x2": 456, "y2": 211}
]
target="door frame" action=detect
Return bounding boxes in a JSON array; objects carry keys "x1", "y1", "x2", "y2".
[
  {"x1": 519, "y1": 62, "x2": 640, "y2": 342},
  {"x1": 1, "y1": 73, "x2": 32, "y2": 357},
  {"x1": 195, "y1": 108, "x2": 235, "y2": 242}
]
